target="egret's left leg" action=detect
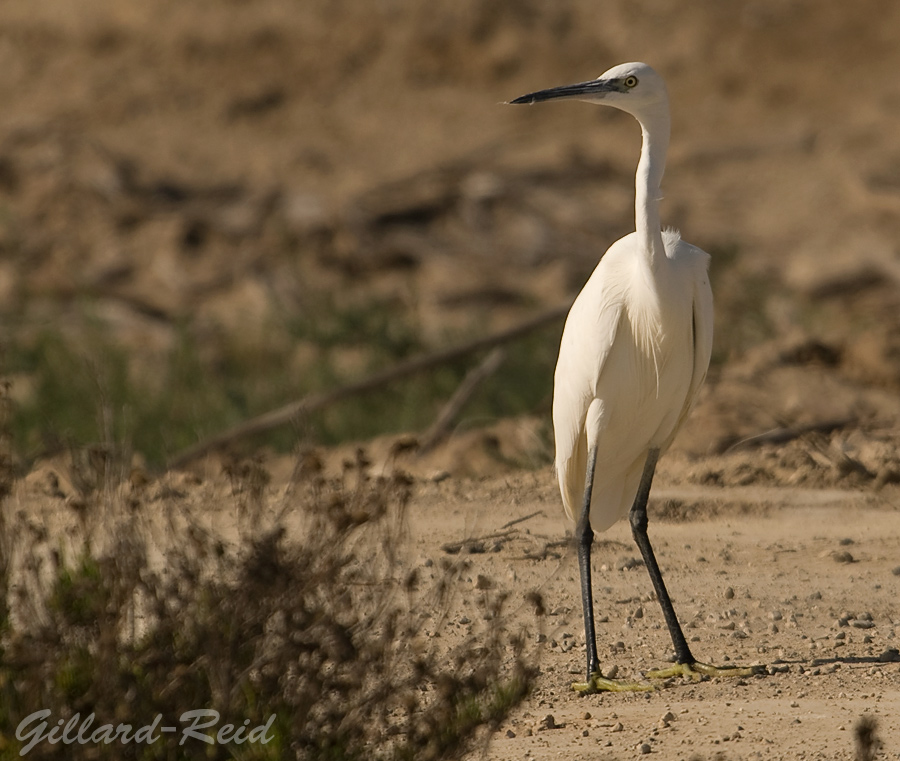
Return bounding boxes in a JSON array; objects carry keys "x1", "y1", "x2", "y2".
[{"x1": 629, "y1": 449, "x2": 763, "y2": 681}]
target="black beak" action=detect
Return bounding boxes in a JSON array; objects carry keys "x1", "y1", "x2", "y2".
[{"x1": 509, "y1": 78, "x2": 618, "y2": 105}]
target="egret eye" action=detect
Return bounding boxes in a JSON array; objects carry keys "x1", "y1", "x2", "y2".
[{"x1": 623, "y1": 76, "x2": 639, "y2": 89}]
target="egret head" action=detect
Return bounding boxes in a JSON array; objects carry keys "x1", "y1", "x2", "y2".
[{"x1": 510, "y1": 62, "x2": 667, "y2": 119}]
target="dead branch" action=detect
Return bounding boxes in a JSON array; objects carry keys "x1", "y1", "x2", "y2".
[
  {"x1": 501, "y1": 509, "x2": 543, "y2": 530},
  {"x1": 515, "y1": 539, "x2": 568, "y2": 561},
  {"x1": 167, "y1": 303, "x2": 570, "y2": 470},
  {"x1": 441, "y1": 528, "x2": 519, "y2": 555},
  {"x1": 718, "y1": 417, "x2": 854, "y2": 453},
  {"x1": 417, "y1": 347, "x2": 506, "y2": 454}
]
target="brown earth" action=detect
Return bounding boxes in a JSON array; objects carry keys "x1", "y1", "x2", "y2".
[{"x1": 3, "y1": 0, "x2": 900, "y2": 758}]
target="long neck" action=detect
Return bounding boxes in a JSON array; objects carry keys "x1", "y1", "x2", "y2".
[{"x1": 634, "y1": 107, "x2": 670, "y2": 269}]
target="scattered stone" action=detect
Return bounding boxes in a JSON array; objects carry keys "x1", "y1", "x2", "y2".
[
  {"x1": 611, "y1": 722, "x2": 624, "y2": 733},
  {"x1": 539, "y1": 714, "x2": 561, "y2": 731},
  {"x1": 474, "y1": 574, "x2": 493, "y2": 590},
  {"x1": 878, "y1": 648, "x2": 900, "y2": 663},
  {"x1": 724, "y1": 586, "x2": 735, "y2": 600},
  {"x1": 851, "y1": 619, "x2": 876, "y2": 629},
  {"x1": 582, "y1": 712, "x2": 592, "y2": 720},
  {"x1": 617, "y1": 556, "x2": 643, "y2": 571},
  {"x1": 506, "y1": 729, "x2": 516, "y2": 738},
  {"x1": 832, "y1": 550, "x2": 855, "y2": 563}
]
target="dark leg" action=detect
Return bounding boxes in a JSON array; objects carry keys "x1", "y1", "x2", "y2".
[
  {"x1": 628, "y1": 448, "x2": 695, "y2": 664},
  {"x1": 630, "y1": 449, "x2": 764, "y2": 681},
  {"x1": 575, "y1": 445, "x2": 600, "y2": 681},
  {"x1": 572, "y1": 446, "x2": 652, "y2": 693}
]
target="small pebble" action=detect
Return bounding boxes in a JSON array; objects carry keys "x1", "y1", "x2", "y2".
[
  {"x1": 542, "y1": 714, "x2": 563, "y2": 731},
  {"x1": 724, "y1": 586, "x2": 735, "y2": 600},
  {"x1": 474, "y1": 574, "x2": 493, "y2": 590},
  {"x1": 640, "y1": 742, "x2": 652, "y2": 754}
]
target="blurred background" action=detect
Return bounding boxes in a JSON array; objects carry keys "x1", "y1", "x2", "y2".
[{"x1": 1, "y1": 0, "x2": 899, "y2": 473}]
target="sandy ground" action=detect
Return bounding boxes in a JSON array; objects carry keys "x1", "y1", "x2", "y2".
[
  {"x1": 3, "y1": 0, "x2": 900, "y2": 758},
  {"x1": 408, "y1": 470, "x2": 900, "y2": 760},
  {"x1": 18, "y1": 455, "x2": 900, "y2": 760}
]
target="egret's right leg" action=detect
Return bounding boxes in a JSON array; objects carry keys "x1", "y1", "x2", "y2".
[
  {"x1": 628, "y1": 448, "x2": 764, "y2": 682},
  {"x1": 572, "y1": 444, "x2": 652, "y2": 694}
]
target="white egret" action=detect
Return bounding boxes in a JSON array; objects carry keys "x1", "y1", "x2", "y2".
[{"x1": 511, "y1": 63, "x2": 759, "y2": 692}]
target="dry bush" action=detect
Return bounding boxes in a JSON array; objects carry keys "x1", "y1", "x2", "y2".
[{"x1": 0, "y1": 450, "x2": 533, "y2": 760}]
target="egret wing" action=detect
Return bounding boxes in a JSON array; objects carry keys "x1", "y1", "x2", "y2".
[
  {"x1": 670, "y1": 255, "x2": 713, "y2": 441},
  {"x1": 553, "y1": 289, "x2": 624, "y2": 521}
]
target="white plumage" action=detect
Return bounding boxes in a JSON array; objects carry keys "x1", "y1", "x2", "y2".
[
  {"x1": 554, "y1": 227, "x2": 712, "y2": 531},
  {"x1": 511, "y1": 62, "x2": 752, "y2": 691}
]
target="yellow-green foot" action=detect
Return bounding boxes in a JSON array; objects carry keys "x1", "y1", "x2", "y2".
[
  {"x1": 572, "y1": 672, "x2": 655, "y2": 693},
  {"x1": 646, "y1": 661, "x2": 765, "y2": 682}
]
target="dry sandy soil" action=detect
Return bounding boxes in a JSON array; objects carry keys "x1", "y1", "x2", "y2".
[
  {"x1": 407, "y1": 471, "x2": 900, "y2": 761},
  {"x1": 3, "y1": 0, "x2": 900, "y2": 758}
]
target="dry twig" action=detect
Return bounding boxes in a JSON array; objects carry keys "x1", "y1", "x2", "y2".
[{"x1": 168, "y1": 304, "x2": 570, "y2": 470}]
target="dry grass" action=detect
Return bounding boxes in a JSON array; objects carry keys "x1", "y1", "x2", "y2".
[{"x1": 0, "y1": 435, "x2": 534, "y2": 759}]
